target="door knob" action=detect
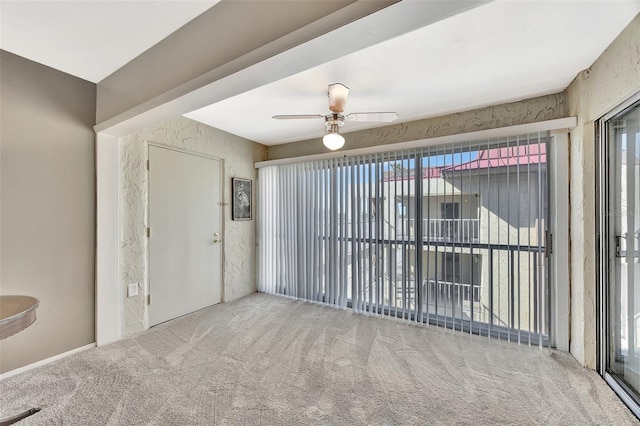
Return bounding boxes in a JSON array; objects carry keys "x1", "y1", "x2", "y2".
[{"x1": 213, "y1": 233, "x2": 222, "y2": 244}]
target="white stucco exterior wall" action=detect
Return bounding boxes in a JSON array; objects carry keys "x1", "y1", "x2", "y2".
[
  {"x1": 120, "y1": 116, "x2": 267, "y2": 335},
  {"x1": 566, "y1": 13, "x2": 640, "y2": 368}
]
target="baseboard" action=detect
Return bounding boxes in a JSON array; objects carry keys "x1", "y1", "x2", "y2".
[{"x1": 0, "y1": 342, "x2": 96, "y2": 380}]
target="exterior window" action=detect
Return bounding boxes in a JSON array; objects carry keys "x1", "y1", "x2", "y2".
[
  {"x1": 441, "y1": 202, "x2": 460, "y2": 219},
  {"x1": 397, "y1": 201, "x2": 407, "y2": 217},
  {"x1": 442, "y1": 252, "x2": 460, "y2": 282}
]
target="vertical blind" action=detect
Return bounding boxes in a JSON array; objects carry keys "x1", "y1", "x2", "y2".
[{"x1": 258, "y1": 133, "x2": 549, "y2": 345}]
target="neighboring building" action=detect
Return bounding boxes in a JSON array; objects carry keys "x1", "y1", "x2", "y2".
[{"x1": 347, "y1": 140, "x2": 548, "y2": 341}]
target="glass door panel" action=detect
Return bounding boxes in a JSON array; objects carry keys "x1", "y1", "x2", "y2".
[{"x1": 608, "y1": 101, "x2": 640, "y2": 396}]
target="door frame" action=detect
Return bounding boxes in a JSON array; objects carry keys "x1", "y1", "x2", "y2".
[
  {"x1": 147, "y1": 142, "x2": 226, "y2": 312},
  {"x1": 596, "y1": 90, "x2": 640, "y2": 417},
  {"x1": 548, "y1": 129, "x2": 570, "y2": 351}
]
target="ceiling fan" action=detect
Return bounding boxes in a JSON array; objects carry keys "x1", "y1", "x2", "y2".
[{"x1": 272, "y1": 83, "x2": 398, "y2": 150}]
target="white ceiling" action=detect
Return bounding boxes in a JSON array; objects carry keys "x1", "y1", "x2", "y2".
[
  {"x1": 185, "y1": 0, "x2": 640, "y2": 146},
  {"x1": 0, "y1": 0, "x2": 219, "y2": 83}
]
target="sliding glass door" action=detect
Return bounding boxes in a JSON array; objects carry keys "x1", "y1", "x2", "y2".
[
  {"x1": 258, "y1": 133, "x2": 550, "y2": 345},
  {"x1": 601, "y1": 98, "x2": 640, "y2": 411}
]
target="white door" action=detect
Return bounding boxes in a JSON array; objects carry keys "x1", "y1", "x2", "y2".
[{"x1": 148, "y1": 145, "x2": 222, "y2": 326}]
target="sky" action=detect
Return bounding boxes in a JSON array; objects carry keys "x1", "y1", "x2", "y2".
[{"x1": 380, "y1": 152, "x2": 477, "y2": 172}]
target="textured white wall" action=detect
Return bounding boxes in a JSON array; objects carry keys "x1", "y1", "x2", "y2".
[
  {"x1": 120, "y1": 117, "x2": 267, "y2": 335},
  {"x1": 268, "y1": 94, "x2": 566, "y2": 160},
  {"x1": 566, "y1": 14, "x2": 640, "y2": 369}
]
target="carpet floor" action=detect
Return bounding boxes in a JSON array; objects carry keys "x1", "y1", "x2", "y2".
[{"x1": 0, "y1": 293, "x2": 637, "y2": 425}]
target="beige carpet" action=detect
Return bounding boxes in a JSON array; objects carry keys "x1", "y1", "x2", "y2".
[{"x1": 0, "y1": 293, "x2": 637, "y2": 425}]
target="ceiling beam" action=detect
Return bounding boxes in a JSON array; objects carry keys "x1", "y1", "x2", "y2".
[{"x1": 96, "y1": 0, "x2": 489, "y2": 136}]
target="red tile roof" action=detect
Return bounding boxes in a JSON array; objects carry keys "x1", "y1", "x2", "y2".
[
  {"x1": 383, "y1": 144, "x2": 547, "y2": 181},
  {"x1": 446, "y1": 144, "x2": 546, "y2": 172}
]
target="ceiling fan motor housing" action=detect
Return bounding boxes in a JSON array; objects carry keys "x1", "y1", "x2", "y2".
[{"x1": 325, "y1": 113, "x2": 345, "y2": 133}]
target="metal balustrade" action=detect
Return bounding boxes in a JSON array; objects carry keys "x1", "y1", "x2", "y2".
[
  {"x1": 424, "y1": 279, "x2": 481, "y2": 306},
  {"x1": 344, "y1": 240, "x2": 547, "y2": 344},
  {"x1": 403, "y1": 218, "x2": 480, "y2": 243}
]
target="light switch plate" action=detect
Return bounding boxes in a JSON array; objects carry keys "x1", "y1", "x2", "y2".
[{"x1": 128, "y1": 283, "x2": 139, "y2": 297}]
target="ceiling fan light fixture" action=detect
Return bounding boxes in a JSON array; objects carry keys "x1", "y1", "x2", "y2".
[
  {"x1": 323, "y1": 131, "x2": 345, "y2": 151},
  {"x1": 273, "y1": 83, "x2": 397, "y2": 151}
]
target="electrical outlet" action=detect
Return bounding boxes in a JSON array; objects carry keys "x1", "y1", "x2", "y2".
[{"x1": 128, "y1": 283, "x2": 139, "y2": 298}]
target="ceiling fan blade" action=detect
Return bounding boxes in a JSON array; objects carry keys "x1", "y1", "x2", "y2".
[
  {"x1": 272, "y1": 114, "x2": 324, "y2": 120},
  {"x1": 345, "y1": 112, "x2": 398, "y2": 122},
  {"x1": 328, "y1": 83, "x2": 349, "y2": 113}
]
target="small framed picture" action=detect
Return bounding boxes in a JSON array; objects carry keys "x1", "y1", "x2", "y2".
[{"x1": 232, "y1": 178, "x2": 252, "y2": 221}]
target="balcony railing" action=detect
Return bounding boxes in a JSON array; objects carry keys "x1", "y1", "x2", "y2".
[
  {"x1": 403, "y1": 218, "x2": 480, "y2": 243},
  {"x1": 307, "y1": 235, "x2": 547, "y2": 344},
  {"x1": 424, "y1": 279, "x2": 481, "y2": 306},
  {"x1": 361, "y1": 276, "x2": 481, "y2": 314}
]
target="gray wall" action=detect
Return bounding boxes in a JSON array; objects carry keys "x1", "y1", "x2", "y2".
[{"x1": 0, "y1": 51, "x2": 96, "y2": 373}]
